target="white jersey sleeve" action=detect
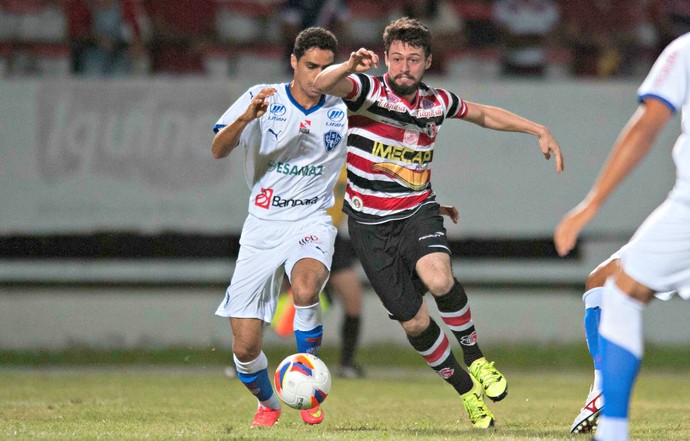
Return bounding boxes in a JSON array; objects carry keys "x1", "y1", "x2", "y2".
[
  {"x1": 213, "y1": 84, "x2": 266, "y2": 154},
  {"x1": 638, "y1": 33, "x2": 690, "y2": 202},
  {"x1": 637, "y1": 33, "x2": 690, "y2": 113}
]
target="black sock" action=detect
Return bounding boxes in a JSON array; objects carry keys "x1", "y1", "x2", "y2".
[
  {"x1": 340, "y1": 315, "x2": 360, "y2": 367},
  {"x1": 407, "y1": 318, "x2": 473, "y2": 395},
  {"x1": 434, "y1": 279, "x2": 484, "y2": 366}
]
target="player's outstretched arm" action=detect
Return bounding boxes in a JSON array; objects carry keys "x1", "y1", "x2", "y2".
[
  {"x1": 463, "y1": 102, "x2": 564, "y2": 173},
  {"x1": 211, "y1": 87, "x2": 276, "y2": 159},
  {"x1": 313, "y1": 48, "x2": 379, "y2": 98},
  {"x1": 553, "y1": 99, "x2": 673, "y2": 256}
]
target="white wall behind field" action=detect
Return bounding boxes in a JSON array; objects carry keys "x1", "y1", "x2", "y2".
[
  {"x1": 3, "y1": 284, "x2": 690, "y2": 350},
  {"x1": 0, "y1": 78, "x2": 678, "y2": 237},
  {"x1": 2, "y1": 77, "x2": 686, "y2": 349}
]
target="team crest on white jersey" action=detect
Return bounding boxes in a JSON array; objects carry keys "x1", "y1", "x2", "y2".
[{"x1": 324, "y1": 130, "x2": 342, "y2": 152}]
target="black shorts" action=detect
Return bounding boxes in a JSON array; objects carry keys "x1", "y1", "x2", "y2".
[
  {"x1": 331, "y1": 235, "x2": 356, "y2": 273},
  {"x1": 348, "y1": 203, "x2": 451, "y2": 322}
]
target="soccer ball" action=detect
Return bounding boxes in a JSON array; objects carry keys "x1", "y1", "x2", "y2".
[{"x1": 274, "y1": 353, "x2": 331, "y2": 410}]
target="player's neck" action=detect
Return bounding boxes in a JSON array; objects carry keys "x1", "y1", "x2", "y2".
[{"x1": 289, "y1": 81, "x2": 321, "y2": 110}]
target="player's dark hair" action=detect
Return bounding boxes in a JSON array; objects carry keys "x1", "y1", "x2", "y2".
[
  {"x1": 293, "y1": 27, "x2": 338, "y2": 60},
  {"x1": 383, "y1": 17, "x2": 432, "y2": 58}
]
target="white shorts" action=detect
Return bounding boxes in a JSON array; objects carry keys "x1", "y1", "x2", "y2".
[
  {"x1": 601, "y1": 247, "x2": 676, "y2": 301},
  {"x1": 618, "y1": 198, "x2": 690, "y2": 300},
  {"x1": 215, "y1": 213, "x2": 337, "y2": 323}
]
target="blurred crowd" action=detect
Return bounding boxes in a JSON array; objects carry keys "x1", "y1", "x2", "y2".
[{"x1": 0, "y1": 0, "x2": 688, "y2": 79}]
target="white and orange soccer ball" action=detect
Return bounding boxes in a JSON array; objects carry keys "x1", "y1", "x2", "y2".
[{"x1": 274, "y1": 353, "x2": 331, "y2": 410}]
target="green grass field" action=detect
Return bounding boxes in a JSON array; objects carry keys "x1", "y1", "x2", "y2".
[{"x1": 2, "y1": 345, "x2": 690, "y2": 440}]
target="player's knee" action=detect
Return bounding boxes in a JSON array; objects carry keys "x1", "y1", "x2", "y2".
[
  {"x1": 291, "y1": 284, "x2": 321, "y2": 306},
  {"x1": 425, "y1": 274, "x2": 455, "y2": 296},
  {"x1": 400, "y1": 311, "x2": 430, "y2": 337},
  {"x1": 586, "y1": 258, "x2": 619, "y2": 290},
  {"x1": 232, "y1": 344, "x2": 261, "y2": 362}
]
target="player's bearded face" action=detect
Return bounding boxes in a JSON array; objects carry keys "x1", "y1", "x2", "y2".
[
  {"x1": 389, "y1": 73, "x2": 421, "y2": 97},
  {"x1": 386, "y1": 42, "x2": 430, "y2": 98}
]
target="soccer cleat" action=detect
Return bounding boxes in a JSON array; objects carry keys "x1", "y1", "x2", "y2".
[
  {"x1": 461, "y1": 380, "x2": 495, "y2": 429},
  {"x1": 570, "y1": 386, "x2": 603, "y2": 434},
  {"x1": 250, "y1": 405, "x2": 281, "y2": 428},
  {"x1": 469, "y1": 357, "x2": 508, "y2": 402},
  {"x1": 300, "y1": 405, "x2": 325, "y2": 425}
]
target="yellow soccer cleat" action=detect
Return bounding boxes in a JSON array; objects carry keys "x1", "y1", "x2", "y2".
[
  {"x1": 469, "y1": 357, "x2": 508, "y2": 402},
  {"x1": 461, "y1": 379, "x2": 495, "y2": 429}
]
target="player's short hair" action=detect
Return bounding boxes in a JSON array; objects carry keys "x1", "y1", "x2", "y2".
[
  {"x1": 383, "y1": 17, "x2": 432, "y2": 58},
  {"x1": 293, "y1": 27, "x2": 338, "y2": 60}
]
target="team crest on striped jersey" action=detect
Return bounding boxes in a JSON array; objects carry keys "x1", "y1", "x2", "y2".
[
  {"x1": 404, "y1": 130, "x2": 419, "y2": 145},
  {"x1": 422, "y1": 122, "x2": 438, "y2": 138}
]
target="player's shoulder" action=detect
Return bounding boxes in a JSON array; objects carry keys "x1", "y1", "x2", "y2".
[
  {"x1": 323, "y1": 93, "x2": 348, "y2": 109},
  {"x1": 419, "y1": 81, "x2": 452, "y2": 97},
  {"x1": 419, "y1": 81, "x2": 458, "y2": 105},
  {"x1": 245, "y1": 82, "x2": 288, "y2": 97},
  {"x1": 673, "y1": 32, "x2": 690, "y2": 48},
  {"x1": 664, "y1": 33, "x2": 690, "y2": 57}
]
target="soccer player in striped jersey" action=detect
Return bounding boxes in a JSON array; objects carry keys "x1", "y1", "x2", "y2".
[
  {"x1": 314, "y1": 17, "x2": 564, "y2": 429},
  {"x1": 211, "y1": 27, "x2": 348, "y2": 428}
]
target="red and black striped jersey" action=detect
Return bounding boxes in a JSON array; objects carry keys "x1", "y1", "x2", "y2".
[{"x1": 342, "y1": 73, "x2": 468, "y2": 224}]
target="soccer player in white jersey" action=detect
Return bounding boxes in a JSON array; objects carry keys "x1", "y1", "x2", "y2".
[
  {"x1": 211, "y1": 27, "x2": 347, "y2": 428},
  {"x1": 554, "y1": 33, "x2": 690, "y2": 441},
  {"x1": 313, "y1": 17, "x2": 564, "y2": 429}
]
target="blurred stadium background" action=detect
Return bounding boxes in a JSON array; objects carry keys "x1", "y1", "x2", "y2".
[{"x1": 2, "y1": 0, "x2": 690, "y2": 353}]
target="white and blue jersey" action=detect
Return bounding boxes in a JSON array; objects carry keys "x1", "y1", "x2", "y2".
[
  {"x1": 214, "y1": 83, "x2": 348, "y2": 222},
  {"x1": 620, "y1": 33, "x2": 690, "y2": 298},
  {"x1": 638, "y1": 33, "x2": 690, "y2": 203}
]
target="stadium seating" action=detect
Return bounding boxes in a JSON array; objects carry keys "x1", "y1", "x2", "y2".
[
  {"x1": 211, "y1": 0, "x2": 285, "y2": 78},
  {"x1": 0, "y1": 0, "x2": 69, "y2": 76}
]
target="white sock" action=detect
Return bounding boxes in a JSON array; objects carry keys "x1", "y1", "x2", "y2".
[
  {"x1": 600, "y1": 280, "x2": 644, "y2": 358},
  {"x1": 293, "y1": 302, "x2": 322, "y2": 331}
]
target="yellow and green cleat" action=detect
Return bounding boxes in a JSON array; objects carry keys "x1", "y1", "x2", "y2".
[
  {"x1": 461, "y1": 379, "x2": 495, "y2": 429},
  {"x1": 469, "y1": 357, "x2": 508, "y2": 402}
]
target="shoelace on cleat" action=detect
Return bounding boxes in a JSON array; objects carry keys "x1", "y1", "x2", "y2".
[{"x1": 473, "y1": 361, "x2": 501, "y2": 385}]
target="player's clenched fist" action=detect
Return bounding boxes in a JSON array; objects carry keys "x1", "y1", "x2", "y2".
[{"x1": 347, "y1": 48, "x2": 379, "y2": 74}]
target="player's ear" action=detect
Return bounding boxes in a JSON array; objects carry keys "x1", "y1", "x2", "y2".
[
  {"x1": 425, "y1": 54, "x2": 432, "y2": 70},
  {"x1": 290, "y1": 54, "x2": 297, "y2": 71}
]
